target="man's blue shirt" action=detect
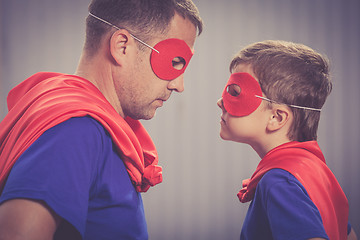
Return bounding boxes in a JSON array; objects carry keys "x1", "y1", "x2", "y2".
[{"x1": 0, "y1": 116, "x2": 148, "y2": 239}]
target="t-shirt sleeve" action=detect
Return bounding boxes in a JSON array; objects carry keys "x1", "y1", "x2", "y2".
[
  {"x1": 0, "y1": 116, "x2": 103, "y2": 236},
  {"x1": 258, "y1": 169, "x2": 329, "y2": 240}
]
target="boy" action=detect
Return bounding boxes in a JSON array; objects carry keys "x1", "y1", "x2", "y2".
[{"x1": 217, "y1": 40, "x2": 357, "y2": 240}]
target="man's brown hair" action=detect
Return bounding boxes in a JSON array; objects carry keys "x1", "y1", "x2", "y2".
[{"x1": 85, "y1": 0, "x2": 203, "y2": 56}]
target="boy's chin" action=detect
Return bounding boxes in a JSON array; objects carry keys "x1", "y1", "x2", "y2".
[
  {"x1": 219, "y1": 132, "x2": 232, "y2": 141},
  {"x1": 220, "y1": 131, "x2": 247, "y2": 144}
]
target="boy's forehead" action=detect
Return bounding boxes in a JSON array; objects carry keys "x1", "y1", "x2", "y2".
[{"x1": 232, "y1": 64, "x2": 256, "y2": 77}]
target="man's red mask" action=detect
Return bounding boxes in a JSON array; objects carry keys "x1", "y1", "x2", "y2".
[{"x1": 150, "y1": 38, "x2": 194, "y2": 80}]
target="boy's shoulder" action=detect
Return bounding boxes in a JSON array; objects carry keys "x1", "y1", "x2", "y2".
[
  {"x1": 250, "y1": 169, "x2": 328, "y2": 240},
  {"x1": 257, "y1": 168, "x2": 309, "y2": 198},
  {"x1": 260, "y1": 168, "x2": 303, "y2": 186}
]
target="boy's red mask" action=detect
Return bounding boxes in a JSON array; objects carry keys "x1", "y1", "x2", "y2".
[
  {"x1": 150, "y1": 38, "x2": 194, "y2": 80},
  {"x1": 222, "y1": 72, "x2": 263, "y2": 116}
]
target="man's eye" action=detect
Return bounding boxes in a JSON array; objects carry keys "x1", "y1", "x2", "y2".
[
  {"x1": 172, "y1": 57, "x2": 186, "y2": 70},
  {"x1": 227, "y1": 84, "x2": 241, "y2": 96}
]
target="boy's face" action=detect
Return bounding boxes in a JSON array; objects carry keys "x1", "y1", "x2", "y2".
[{"x1": 217, "y1": 64, "x2": 271, "y2": 145}]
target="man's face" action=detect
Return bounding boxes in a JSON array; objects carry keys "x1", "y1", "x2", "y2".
[{"x1": 118, "y1": 13, "x2": 197, "y2": 120}]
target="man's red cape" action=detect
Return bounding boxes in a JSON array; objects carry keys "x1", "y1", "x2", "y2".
[
  {"x1": 0, "y1": 72, "x2": 162, "y2": 193},
  {"x1": 238, "y1": 141, "x2": 349, "y2": 240}
]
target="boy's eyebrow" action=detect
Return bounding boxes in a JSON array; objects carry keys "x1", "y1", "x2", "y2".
[{"x1": 255, "y1": 95, "x2": 322, "y2": 112}]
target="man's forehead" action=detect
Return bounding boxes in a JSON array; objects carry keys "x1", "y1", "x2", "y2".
[{"x1": 164, "y1": 13, "x2": 197, "y2": 48}]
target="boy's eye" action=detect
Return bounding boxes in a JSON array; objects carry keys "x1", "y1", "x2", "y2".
[
  {"x1": 227, "y1": 84, "x2": 241, "y2": 96},
  {"x1": 172, "y1": 57, "x2": 186, "y2": 70}
]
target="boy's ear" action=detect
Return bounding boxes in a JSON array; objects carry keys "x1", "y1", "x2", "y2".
[
  {"x1": 109, "y1": 29, "x2": 134, "y2": 66},
  {"x1": 267, "y1": 106, "x2": 292, "y2": 132}
]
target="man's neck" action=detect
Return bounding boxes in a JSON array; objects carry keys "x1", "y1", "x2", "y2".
[{"x1": 75, "y1": 52, "x2": 124, "y2": 118}]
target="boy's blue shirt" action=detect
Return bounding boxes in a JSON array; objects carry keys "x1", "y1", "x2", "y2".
[
  {"x1": 238, "y1": 141, "x2": 349, "y2": 240},
  {"x1": 241, "y1": 168, "x2": 329, "y2": 240},
  {"x1": 0, "y1": 116, "x2": 148, "y2": 239}
]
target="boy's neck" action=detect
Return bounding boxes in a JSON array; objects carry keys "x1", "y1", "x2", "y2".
[{"x1": 253, "y1": 136, "x2": 292, "y2": 159}]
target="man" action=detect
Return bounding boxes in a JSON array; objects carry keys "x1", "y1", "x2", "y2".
[{"x1": 0, "y1": 0, "x2": 203, "y2": 239}]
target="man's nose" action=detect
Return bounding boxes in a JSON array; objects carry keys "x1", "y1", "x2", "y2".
[{"x1": 167, "y1": 75, "x2": 184, "y2": 93}]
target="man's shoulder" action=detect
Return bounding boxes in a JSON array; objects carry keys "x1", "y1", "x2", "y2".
[
  {"x1": 40, "y1": 116, "x2": 110, "y2": 151},
  {"x1": 52, "y1": 116, "x2": 106, "y2": 135},
  {"x1": 56, "y1": 116, "x2": 104, "y2": 131}
]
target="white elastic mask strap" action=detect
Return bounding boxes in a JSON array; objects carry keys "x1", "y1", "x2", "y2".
[
  {"x1": 89, "y1": 12, "x2": 159, "y2": 53},
  {"x1": 255, "y1": 95, "x2": 322, "y2": 112}
]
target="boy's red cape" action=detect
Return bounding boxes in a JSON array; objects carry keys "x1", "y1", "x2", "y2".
[
  {"x1": 0, "y1": 72, "x2": 162, "y2": 193},
  {"x1": 238, "y1": 141, "x2": 349, "y2": 240}
]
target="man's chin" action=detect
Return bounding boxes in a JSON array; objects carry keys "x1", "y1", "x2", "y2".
[{"x1": 130, "y1": 110, "x2": 156, "y2": 121}]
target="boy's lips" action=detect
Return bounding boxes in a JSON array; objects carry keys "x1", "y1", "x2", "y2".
[{"x1": 220, "y1": 115, "x2": 226, "y2": 124}]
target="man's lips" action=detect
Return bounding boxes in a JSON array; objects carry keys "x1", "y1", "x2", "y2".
[
  {"x1": 156, "y1": 96, "x2": 169, "y2": 107},
  {"x1": 159, "y1": 93, "x2": 171, "y2": 102},
  {"x1": 155, "y1": 99, "x2": 164, "y2": 107}
]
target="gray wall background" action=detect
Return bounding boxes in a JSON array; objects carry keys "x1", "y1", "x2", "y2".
[{"x1": 1, "y1": 0, "x2": 359, "y2": 239}]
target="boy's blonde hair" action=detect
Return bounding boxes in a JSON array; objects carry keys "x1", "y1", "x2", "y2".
[{"x1": 230, "y1": 40, "x2": 332, "y2": 142}]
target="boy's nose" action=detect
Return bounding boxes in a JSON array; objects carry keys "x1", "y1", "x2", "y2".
[{"x1": 217, "y1": 98, "x2": 224, "y2": 109}]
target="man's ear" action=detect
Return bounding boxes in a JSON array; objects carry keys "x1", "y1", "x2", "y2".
[
  {"x1": 109, "y1": 29, "x2": 134, "y2": 66},
  {"x1": 266, "y1": 105, "x2": 292, "y2": 132}
]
